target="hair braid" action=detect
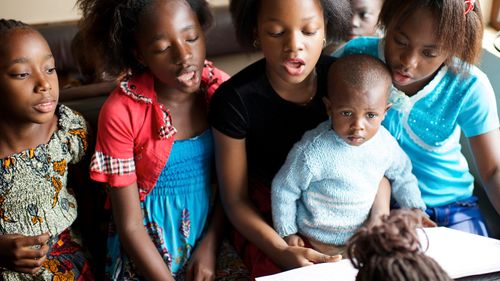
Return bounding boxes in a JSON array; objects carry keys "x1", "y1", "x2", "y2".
[{"x1": 347, "y1": 209, "x2": 453, "y2": 281}]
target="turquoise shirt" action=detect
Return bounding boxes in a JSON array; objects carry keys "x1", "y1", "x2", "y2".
[{"x1": 334, "y1": 37, "x2": 499, "y2": 206}]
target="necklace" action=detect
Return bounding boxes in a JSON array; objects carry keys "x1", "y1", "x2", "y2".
[{"x1": 300, "y1": 92, "x2": 315, "y2": 106}]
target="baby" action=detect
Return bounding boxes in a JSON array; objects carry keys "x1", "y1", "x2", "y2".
[{"x1": 271, "y1": 54, "x2": 427, "y2": 256}]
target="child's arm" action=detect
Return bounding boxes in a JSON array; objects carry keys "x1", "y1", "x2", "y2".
[
  {"x1": 213, "y1": 129, "x2": 338, "y2": 270},
  {"x1": 271, "y1": 145, "x2": 312, "y2": 239},
  {"x1": 185, "y1": 197, "x2": 225, "y2": 281},
  {"x1": 365, "y1": 178, "x2": 391, "y2": 228},
  {"x1": 0, "y1": 233, "x2": 49, "y2": 274},
  {"x1": 469, "y1": 129, "x2": 500, "y2": 215},
  {"x1": 109, "y1": 183, "x2": 175, "y2": 281}
]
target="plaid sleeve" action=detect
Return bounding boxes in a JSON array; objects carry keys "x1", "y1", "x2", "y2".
[{"x1": 89, "y1": 92, "x2": 137, "y2": 187}]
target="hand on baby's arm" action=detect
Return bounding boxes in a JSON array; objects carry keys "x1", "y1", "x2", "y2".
[
  {"x1": 413, "y1": 208, "x2": 437, "y2": 227},
  {"x1": 284, "y1": 234, "x2": 305, "y2": 247}
]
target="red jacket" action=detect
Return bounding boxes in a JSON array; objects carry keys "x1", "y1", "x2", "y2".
[{"x1": 90, "y1": 61, "x2": 229, "y2": 201}]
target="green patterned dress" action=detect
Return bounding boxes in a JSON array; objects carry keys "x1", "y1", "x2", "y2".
[{"x1": 0, "y1": 104, "x2": 93, "y2": 280}]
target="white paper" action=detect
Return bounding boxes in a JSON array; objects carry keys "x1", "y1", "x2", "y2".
[{"x1": 256, "y1": 227, "x2": 500, "y2": 281}]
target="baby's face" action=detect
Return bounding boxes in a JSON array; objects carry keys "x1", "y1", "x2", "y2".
[{"x1": 324, "y1": 82, "x2": 390, "y2": 146}]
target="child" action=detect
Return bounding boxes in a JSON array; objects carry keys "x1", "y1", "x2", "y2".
[
  {"x1": 209, "y1": 0, "x2": 395, "y2": 278},
  {"x1": 347, "y1": 209, "x2": 452, "y2": 281},
  {"x1": 334, "y1": 0, "x2": 500, "y2": 236},
  {"x1": 272, "y1": 54, "x2": 427, "y2": 257},
  {"x1": 349, "y1": 0, "x2": 384, "y2": 40},
  {"x1": 349, "y1": 0, "x2": 384, "y2": 39},
  {"x1": 0, "y1": 19, "x2": 93, "y2": 280},
  {"x1": 77, "y1": 0, "x2": 231, "y2": 280},
  {"x1": 323, "y1": 0, "x2": 384, "y2": 54}
]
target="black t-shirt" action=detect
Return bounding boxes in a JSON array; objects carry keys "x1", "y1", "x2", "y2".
[{"x1": 209, "y1": 55, "x2": 336, "y2": 186}]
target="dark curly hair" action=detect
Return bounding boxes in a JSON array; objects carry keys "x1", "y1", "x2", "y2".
[
  {"x1": 346, "y1": 209, "x2": 452, "y2": 281},
  {"x1": 0, "y1": 19, "x2": 31, "y2": 41},
  {"x1": 76, "y1": 0, "x2": 213, "y2": 78},
  {"x1": 229, "y1": 0, "x2": 351, "y2": 48},
  {"x1": 379, "y1": 0, "x2": 483, "y2": 72}
]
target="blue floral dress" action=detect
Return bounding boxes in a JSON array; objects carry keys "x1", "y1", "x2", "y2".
[{"x1": 105, "y1": 129, "x2": 213, "y2": 280}]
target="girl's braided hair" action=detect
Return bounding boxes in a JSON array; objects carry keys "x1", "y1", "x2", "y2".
[
  {"x1": 0, "y1": 19, "x2": 30, "y2": 40},
  {"x1": 346, "y1": 209, "x2": 453, "y2": 281},
  {"x1": 76, "y1": 0, "x2": 213, "y2": 78}
]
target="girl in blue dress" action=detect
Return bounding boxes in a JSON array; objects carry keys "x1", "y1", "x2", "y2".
[
  {"x1": 334, "y1": 0, "x2": 500, "y2": 236},
  {"x1": 77, "y1": 0, "x2": 234, "y2": 280}
]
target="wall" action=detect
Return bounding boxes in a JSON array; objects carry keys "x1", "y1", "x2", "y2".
[
  {"x1": 0, "y1": 0, "x2": 493, "y2": 25},
  {"x1": 0, "y1": 0, "x2": 229, "y2": 25}
]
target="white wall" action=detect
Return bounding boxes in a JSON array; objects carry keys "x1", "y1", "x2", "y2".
[
  {"x1": 0, "y1": 0, "x2": 80, "y2": 24},
  {"x1": 0, "y1": 0, "x2": 229, "y2": 25},
  {"x1": 0, "y1": 0, "x2": 493, "y2": 25}
]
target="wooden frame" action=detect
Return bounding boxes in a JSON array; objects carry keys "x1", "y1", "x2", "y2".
[{"x1": 491, "y1": 0, "x2": 500, "y2": 30}]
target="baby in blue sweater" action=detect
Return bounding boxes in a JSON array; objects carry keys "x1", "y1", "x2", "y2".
[{"x1": 271, "y1": 54, "x2": 427, "y2": 256}]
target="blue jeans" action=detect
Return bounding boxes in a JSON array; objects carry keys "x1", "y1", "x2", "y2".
[{"x1": 425, "y1": 196, "x2": 489, "y2": 237}]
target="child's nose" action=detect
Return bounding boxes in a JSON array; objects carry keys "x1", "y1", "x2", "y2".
[
  {"x1": 400, "y1": 49, "x2": 418, "y2": 70},
  {"x1": 34, "y1": 73, "x2": 52, "y2": 93},
  {"x1": 284, "y1": 31, "x2": 304, "y2": 52},
  {"x1": 352, "y1": 15, "x2": 361, "y2": 28},
  {"x1": 350, "y1": 119, "x2": 364, "y2": 130},
  {"x1": 173, "y1": 42, "x2": 192, "y2": 64}
]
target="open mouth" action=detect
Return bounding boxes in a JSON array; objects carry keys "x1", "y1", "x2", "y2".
[
  {"x1": 283, "y1": 58, "x2": 305, "y2": 76},
  {"x1": 176, "y1": 69, "x2": 199, "y2": 88},
  {"x1": 392, "y1": 69, "x2": 412, "y2": 84}
]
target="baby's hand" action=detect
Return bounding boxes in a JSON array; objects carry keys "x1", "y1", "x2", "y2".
[{"x1": 284, "y1": 234, "x2": 305, "y2": 247}]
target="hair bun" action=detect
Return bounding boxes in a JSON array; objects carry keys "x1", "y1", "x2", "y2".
[{"x1": 347, "y1": 209, "x2": 423, "y2": 268}]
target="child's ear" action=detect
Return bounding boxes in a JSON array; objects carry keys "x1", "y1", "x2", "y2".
[{"x1": 322, "y1": 96, "x2": 332, "y2": 116}]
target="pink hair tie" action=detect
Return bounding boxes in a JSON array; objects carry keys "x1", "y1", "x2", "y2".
[{"x1": 464, "y1": 0, "x2": 475, "y2": 15}]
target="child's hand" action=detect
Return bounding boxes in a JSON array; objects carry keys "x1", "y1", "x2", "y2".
[
  {"x1": 0, "y1": 233, "x2": 50, "y2": 274},
  {"x1": 185, "y1": 236, "x2": 216, "y2": 281},
  {"x1": 413, "y1": 209, "x2": 437, "y2": 227},
  {"x1": 284, "y1": 234, "x2": 305, "y2": 247},
  {"x1": 364, "y1": 213, "x2": 384, "y2": 229},
  {"x1": 277, "y1": 246, "x2": 342, "y2": 269}
]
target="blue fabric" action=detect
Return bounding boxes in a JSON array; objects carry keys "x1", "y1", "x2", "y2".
[
  {"x1": 105, "y1": 129, "x2": 214, "y2": 280},
  {"x1": 425, "y1": 196, "x2": 489, "y2": 236},
  {"x1": 334, "y1": 37, "x2": 499, "y2": 207},
  {"x1": 272, "y1": 121, "x2": 425, "y2": 245}
]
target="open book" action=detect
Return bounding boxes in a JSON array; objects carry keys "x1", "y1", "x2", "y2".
[{"x1": 256, "y1": 227, "x2": 500, "y2": 281}]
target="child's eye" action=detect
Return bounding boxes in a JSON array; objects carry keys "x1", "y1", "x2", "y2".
[
  {"x1": 186, "y1": 34, "x2": 200, "y2": 43},
  {"x1": 340, "y1": 111, "x2": 352, "y2": 117},
  {"x1": 367, "y1": 113, "x2": 377, "y2": 119},
  {"x1": 359, "y1": 12, "x2": 369, "y2": 20},
  {"x1": 186, "y1": 35, "x2": 199, "y2": 43},
  {"x1": 393, "y1": 37, "x2": 407, "y2": 46},
  {"x1": 10, "y1": 73, "x2": 30, "y2": 79},
  {"x1": 46, "y1": 67, "x2": 57, "y2": 74},
  {"x1": 154, "y1": 46, "x2": 170, "y2": 54},
  {"x1": 302, "y1": 29, "x2": 318, "y2": 36},
  {"x1": 267, "y1": 31, "x2": 284, "y2": 37},
  {"x1": 423, "y1": 49, "x2": 437, "y2": 58}
]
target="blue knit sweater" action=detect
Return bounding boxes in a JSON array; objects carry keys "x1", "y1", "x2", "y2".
[{"x1": 271, "y1": 120, "x2": 425, "y2": 245}]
